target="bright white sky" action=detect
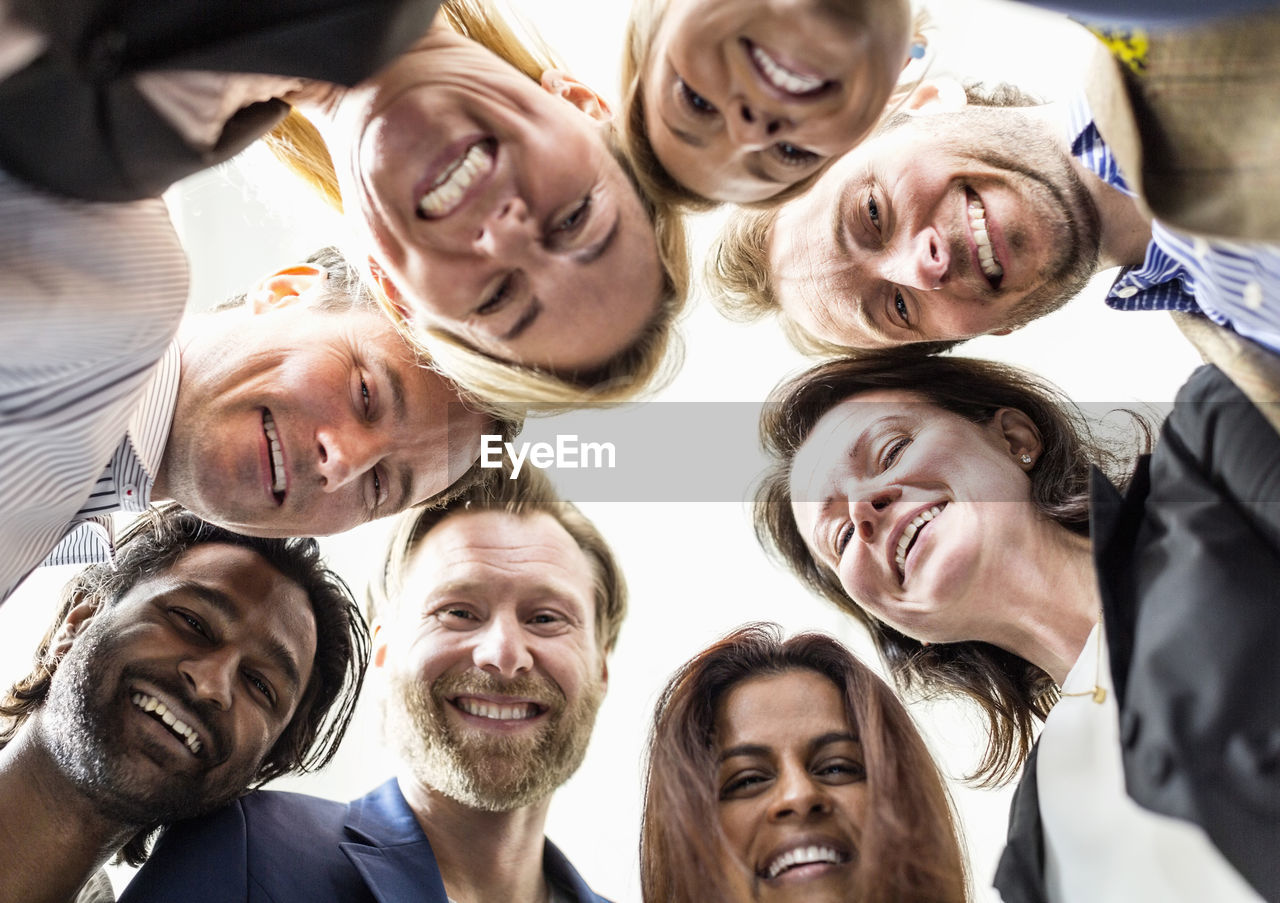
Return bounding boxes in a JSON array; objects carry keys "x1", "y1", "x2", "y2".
[{"x1": 0, "y1": 3, "x2": 1205, "y2": 901}]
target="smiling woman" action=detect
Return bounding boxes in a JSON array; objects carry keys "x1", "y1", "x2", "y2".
[
  {"x1": 621, "y1": 0, "x2": 920, "y2": 207},
  {"x1": 641, "y1": 623, "x2": 966, "y2": 903},
  {"x1": 265, "y1": 0, "x2": 690, "y2": 411}
]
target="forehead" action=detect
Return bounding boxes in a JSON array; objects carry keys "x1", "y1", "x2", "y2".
[
  {"x1": 716, "y1": 669, "x2": 849, "y2": 748},
  {"x1": 788, "y1": 388, "x2": 929, "y2": 503},
  {"x1": 401, "y1": 510, "x2": 596, "y2": 611},
  {"x1": 125, "y1": 543, "x2": 318, "y2": 674}
]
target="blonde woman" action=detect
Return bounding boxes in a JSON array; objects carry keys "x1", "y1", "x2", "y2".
[{"x1": 621, "y1": 0, "x2": 923, "y2": 208}]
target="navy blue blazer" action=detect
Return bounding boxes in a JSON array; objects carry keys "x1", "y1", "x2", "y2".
[{"x1": 119, "y1": 779, "x2": 613, "y2": 903}]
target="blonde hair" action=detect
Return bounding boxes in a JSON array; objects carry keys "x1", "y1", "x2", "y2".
[
  {"x1": 620, "y1": 0, "x2": 931, "y2": 211},
  {"x1": 262, "y1": 0, "x2": 690, "y2": 411}
]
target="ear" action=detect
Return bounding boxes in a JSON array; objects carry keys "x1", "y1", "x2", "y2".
[
  {"x1": 370, "y1": 620, "x2": 389, "y2": 671},
  {"x1": 598, "y1": 656, "x2": 609, "y2": 692},
  {"x1": 540, "y1": 69, "x2": 613, "y2": 123},
  {"x1": 50, "y1": 598, "x2": 100, "y2": 658},
  {"x1": 902, "y1": 77, "x2": 967, "y2": 114},
  {"x1": 246, "y1": 264, "x2": 324, "y2": 315},
  {"x1": 366, "y1": 258, "x2": 413, "y2": 325},
  {"x1": 991, "y1": 408, "x2": 1043, "y2": 465}
]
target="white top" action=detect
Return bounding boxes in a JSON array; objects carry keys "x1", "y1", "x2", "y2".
[{"x1": 1037, "y1": 623, "x2": 1262, "y2": 902}]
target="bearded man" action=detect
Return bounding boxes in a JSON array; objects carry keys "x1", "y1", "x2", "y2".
[{"x1": 120, "y1": 468, "x2": 625, "y2": 903}]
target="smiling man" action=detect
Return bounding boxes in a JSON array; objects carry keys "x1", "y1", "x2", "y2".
[
  {"x1": 121, "y1": 468, "x2": 625, "y2": 903},
  {"x1": 0, "y1": 505, "x2": 367, "y2": 903},
  {"x1": 712, "y1": 11, "x2": 1280, "y2": 355},
  {"x1": 1, "y1": 246, "x2": 508, "y2": 604}
]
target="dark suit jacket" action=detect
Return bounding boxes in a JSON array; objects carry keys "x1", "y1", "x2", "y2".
[
  {"x1": 995, "y1": 365, "x2": 1280, "y2": 902},
  {"x1": 0, "y1": 0, "x2": 441, "y2": 201},
  {"x1": 119, "y1": 779, "x2": 613, "y2": 903}
]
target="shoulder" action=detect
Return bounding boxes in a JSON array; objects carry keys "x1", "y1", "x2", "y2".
[{"x1": 121, "y1": 790, "x2": 359, "y2": 903}]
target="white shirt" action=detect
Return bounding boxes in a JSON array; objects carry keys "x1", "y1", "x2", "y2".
[
  {"x1": 0, "y1": 168, "x2": 188, "y2": 602},
  {"x1": 1037, "y1": 623, "x2": 1262, "y2": 902}
]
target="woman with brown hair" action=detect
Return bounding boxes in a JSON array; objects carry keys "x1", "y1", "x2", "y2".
[
  {"x1": 641, "y1": 622, "x2": 966, "y2": 903},
  {"x1": 755, "y1": 354, "x2": 1279, "y2": 902}
]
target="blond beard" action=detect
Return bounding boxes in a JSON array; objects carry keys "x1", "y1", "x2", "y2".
[{"x1": 386, "y1": 669, "x2": 604, "y2": 811}]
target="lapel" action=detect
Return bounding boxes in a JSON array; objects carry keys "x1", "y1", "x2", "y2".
[
  {"x1": 1088, "y1": 464, "x2": 1149, "y2": 707},
  {"x1": 544, "y1": 839, "x2": 605, "y2": 903},
  {"x1": 340, "y1": 779, "x2": 450, "y2": 903}
]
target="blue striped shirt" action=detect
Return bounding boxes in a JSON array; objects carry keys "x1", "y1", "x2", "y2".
[{"x1": 1069, "y1": 95, "x2": 1280, "y2": 351}]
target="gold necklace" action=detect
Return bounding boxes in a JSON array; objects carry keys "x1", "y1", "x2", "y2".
[{"x1": 1060, "y1": 611, "x2": 1107, "y2": 704}]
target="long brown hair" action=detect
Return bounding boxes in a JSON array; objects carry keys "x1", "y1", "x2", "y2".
[
  {"x1": 755, "y1": 353, "x2": 1145, "y2": 785},
  {"x1": 641, "y1": 623, "x2": 967, "y2": 903}
]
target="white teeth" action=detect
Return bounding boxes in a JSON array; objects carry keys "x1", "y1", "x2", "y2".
[
  {"x1": 262, "y1": 411, "x2": 286, "y2": 495},
  {"x1": 766, "y1": 845, "x2": 844, "y2": 879},
  {"x1": 968, "y1": 196, "x2": 1004, "y2": 281},
  {"x1": 456, "y1": 698, "x2": 538, "y2": 721},
  {"x1": 418, "y1": 142, "x2": 494, "y2": 218},
  {"x1": 895, "y1": 505, "x2": 945, "y2": 577},
  {"x1": 750, "y1": 45, "x2": 825, "y2": 94},
  {"x1": 132, "y1": 692, "x2": 203, "y2": 755}
]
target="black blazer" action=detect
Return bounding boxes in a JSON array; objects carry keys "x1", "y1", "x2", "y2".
[
  {"x1": 997, "y1": 365, "x2": 1280, "y2": 902},
  {"x1": 0, "y1": 0, "x2": 441, "y2": 201}
]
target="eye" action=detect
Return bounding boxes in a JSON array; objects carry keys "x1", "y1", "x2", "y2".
[
  {"x1": 893, "y1": 290, "x2": 910, "y2": 326},
  {"x1": 477, "y1": 274, "x2": 514, "y2": 316},
  {"x1": 552, "y1": 196, "x2": 591, "y2": 237},
  {"x1": 835, "y1": 520, "x2": 855, "y2": 556},
  {"x1": 369, "y1": 467, "x2": 385, "y2": 509},
  {"x1": 245, "y1": 671, "x2": 275, "y2": 704},
  {"x1": 360, "y1": 376, "x2": 373, "y2": 416},
  {"x1": 720, "y1": 771, "x2": 770, "y2": 798},
  {"x1": 678, "y1": 78, "x2": 717, "y2": 116},
  {"x1": 867, "y1": 194, "x2": 882, "y2": 232},
  {"x1": 436, "y1": 606, "x2": 480, "y2": 627},
  {"x1": 172, "y1": 609, "x2": 210, "y2": 639},
  {"x1": 815, "y1": 759, "x2": 866, "y2": 782},
  {"x1": 772, "y1": 142, "x2": 820, "y2": 168},
  {"x1": 882, "y1": 437, "x2": 911, "y2": 470}
]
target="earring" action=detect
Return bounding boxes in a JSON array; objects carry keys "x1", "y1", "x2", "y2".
[
  {"x1": 1020, "y1": 454, "x2": 1033, "y2": 465},
  {"x1": 909, "y1": 41, "x2": 927, "y2": 60}
]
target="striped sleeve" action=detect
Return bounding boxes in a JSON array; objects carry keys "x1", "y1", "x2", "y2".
[{"x1": 0, "y1": 169, "x2": 188, "y2": 603}]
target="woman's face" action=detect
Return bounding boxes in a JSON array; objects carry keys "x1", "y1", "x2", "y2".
[
  {"x1": 643, "y1": 0, "x2": 912, "y2": 203},
  {"x1": 715, "y1": 669, "x2": 867, "y2": 901},
  {"x1": 334, "y1": 30, "x2": 664, "y2": 373},
  {"x1": 788, "y1": 388, "x2": 1040, "y2": 643}
]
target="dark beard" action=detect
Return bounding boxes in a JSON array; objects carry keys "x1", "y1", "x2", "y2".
[{"x1": 386, "y1": 668, "x2": 604, "y2": 811}]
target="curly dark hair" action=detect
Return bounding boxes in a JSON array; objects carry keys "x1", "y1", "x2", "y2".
[{"x1": 0, "y1": 504, "x2": 369, "y2": 863}]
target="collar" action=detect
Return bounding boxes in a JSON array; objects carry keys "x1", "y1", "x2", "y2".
[{"x1": 128, "y1": 341, "x2": 181, "y2": 486}]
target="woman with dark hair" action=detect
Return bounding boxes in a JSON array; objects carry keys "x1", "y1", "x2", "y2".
[
  {"x1": 641, "y1": 622, "x2": 966, "y2": 903},
  {"x1": 755, "y1": 355, "x2": 1279, "y2": 902}
]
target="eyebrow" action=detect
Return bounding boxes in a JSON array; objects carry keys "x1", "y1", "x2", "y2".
[
  {"x1": 809, "y1": 413, "x2": 903, "y2": 548},
  {"x1": 371, "y1": 355, "x2": 416, "y2": 510},
  {"x1": 503, "y1": 298, "x2": 542, "y2": 341},
  {"x1": 821, "y1": 197, "x2": 893, "y2": 346},
  {"x1": 175, "y1": 582, "x2": 303, "y2": 695},
  {"x1": 574, "y1": 213, "x2": 620, "y2": 265},
  {"x1": 744, "y1": 156, "x2": 789, "y2": 186},
  {"x1": 718, "y1": 732, "x2": 860, "y2": 763}
]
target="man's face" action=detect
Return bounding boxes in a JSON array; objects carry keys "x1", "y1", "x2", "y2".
[
  {"x1": 769, "y1": 103, "x2": 1100, "y2": 349},
  {"x1": 163, "y1": 278, "x2": 491, "y2": 537},
  {"x1": 37, "y1": 544, "x2": 317, "y2": 827},
  {"x1": 378, "y1": 510, "x2": 606, "y2": 811}
]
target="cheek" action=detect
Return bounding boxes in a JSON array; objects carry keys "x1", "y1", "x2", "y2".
[{"x1": 717, "y1": 799, "x2": 761, "y2": 861}]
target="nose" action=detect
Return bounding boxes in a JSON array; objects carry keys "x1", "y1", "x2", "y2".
[
  {"x1": 471, "y1": 613, "x2": 534, "y2": 679},
  {"x1": 768, "y1": 763, "x2": 832, "y2": 822},
  {"x1": 316, "y1": 427, "x2": 382, "y2": 493},
  {"x1": 179, "y1": 651, "x2": 236, "y2": 711},
  {"x1": 850, "y1": 485, "x2": 901, "y2": 543},
  {"x1": 725, "y1": 100, "x2": 789, "y2": 148},
  {"x1": 886, "y1": 227, "x2": 951, "y2": 291},
  {"x1": 472, "y1": 196, "x2": 536, "y2": 259}
]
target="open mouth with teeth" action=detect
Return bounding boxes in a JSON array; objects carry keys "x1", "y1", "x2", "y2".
[
  {"x1": 895, "y1": 503, "x2": 946, "y2": 580},
  {"x1": 762, "y1": 843, "x2": 852, "y2": 881},
  {"x1": 417, "y1": 139, "x2": 497, "y2": 220},
  {"x1": 742, "y1": 39, "x2": 831, "y2": 97},
  {"x1": 450, "y1": 696, "x2": 547, "y2": 723},
  {"x1": 262, "y1": 409, "x2": 286, "y2": 506},
  {"x1": 131, "y1": 692, "x2": 203, "y2": 755},
  {"x1": 966, "y1": 190, "x2": 1004, "y2": 290}
]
